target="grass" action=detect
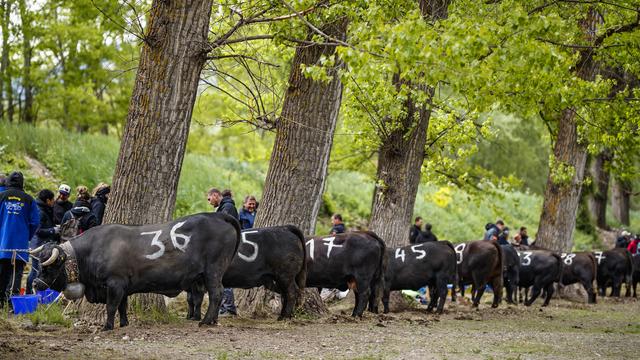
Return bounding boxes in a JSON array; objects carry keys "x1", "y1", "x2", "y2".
[
  {"x1": 2, "y1": 122, "x2": 637, "y2": 246},
  {"x1": 26, "y1": 302, "x2": 72, "y2": 327}
]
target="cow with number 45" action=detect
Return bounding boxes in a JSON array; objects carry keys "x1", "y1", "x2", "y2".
[{"x1": 31, "y1": 212, "x2": 241, "y2": 331}]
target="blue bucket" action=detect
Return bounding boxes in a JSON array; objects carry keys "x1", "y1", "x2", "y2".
[
  {"x1": 36, "y1": 289, "x2": 60, "y2": 305},
  {"x1": 10, "y1": 295, "x2": 39, "y2": 315}
]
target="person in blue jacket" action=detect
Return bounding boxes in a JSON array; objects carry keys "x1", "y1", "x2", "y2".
[
  {"x1": 238, "y1": 195, "x2": 258, "y2": 230},
  {"x1": 0, "y1": 172, "x2": 40, "y2": 308}
]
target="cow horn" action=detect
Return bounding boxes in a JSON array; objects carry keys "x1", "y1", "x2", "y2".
[
  {"x1": 29, "y1": 245, "x2": 45, "y2": 254},
  {"x1": 41, "y1": 248, "x2": 60, "y2": 266}
]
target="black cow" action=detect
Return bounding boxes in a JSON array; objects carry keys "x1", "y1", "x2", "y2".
[
  {"x1": 187, "y1": 225, "x2": 306, "y2": 320},
  {"x1": 305, "y1": 231, "x2": 387, "y2": 317},
  {"x1": 595, "y1": 248, "x2": 633, "y2": 297},
  {"x1": 517, "y1": 250, "x2": 562, "y2": 306},
  {"x1": 380, "y1": 241, "x2": 456, "y2": 314},
  {"x1": 32, "y1": 213, "x2": 240, "y2": 330},
  {"x1": 501, "y1": 244, "x2": 520, "y2": 304},
  {"x1": 632, "y1": 254, "x2": 639, "y2": 297},
  {"x1": 454, "y1": 240, "x2": 503, "y2": 308},
  {"x1": 560, "y1": 251, "x2": 597, "y2": 303}
]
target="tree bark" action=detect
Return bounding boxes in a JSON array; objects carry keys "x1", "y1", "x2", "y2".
[
  {"x1": 535, "y1": 8, "x2": 600, "y2": 252},
  {"x1": 0, "y1": 0, "x2": 9, "y2": 121},
  {"x1": 18, "y1": 0, "x2": 34, "y2": 123},
  {"x1": 75, "y1": 0, "x2": 213, "y2": 324},
  {"x1": 586, "y1": 151, "x2": 611, "y2": 229},
  {"x1": 611, "y1": 177, "x2": 631, "y2": 226},
  {"x1": 367, "y1": 1, "x2": 449, "y2": 248},
  {"x1": 237, "y1": 19, "x2": 349, "y2": 318}
]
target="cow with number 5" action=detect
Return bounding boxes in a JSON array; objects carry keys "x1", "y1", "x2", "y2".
[
  {"x1": 31, "y1": 212, "x2": 240, "y2": 331},
  {"x1": 379, "y1": 241, "x2": 456, "y2": 314},
  {"x1": 187, "y1": 225, "x2": 306, "y2": 321}
]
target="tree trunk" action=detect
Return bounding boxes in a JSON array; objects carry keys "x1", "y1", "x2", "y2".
[
  {"x1": 367, "y1": 1, "x2": 449, "y2": 248},
  {"x1": 18, "y1": 0, "x2": 34, "y2": 123},
  {"x1": 611, "y1": 178, "x2": 631, "y2": 226},
  {"x1": 237, "y1": 19, "x2": 349, "y2": 318},
  {"x1": 586, "y1": 151, "x2": 611, "y2": 229},
  {"x1": 75, "y1": 0, "x2": 214, "y2": 324},
  {"x1": 0, "y1": 0, "x2": 9, "y2": 121},
  {"x1": 535, "y1": 8, "x2": 600, "y2": 253}
]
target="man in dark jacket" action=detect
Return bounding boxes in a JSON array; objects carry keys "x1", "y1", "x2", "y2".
[
  {"x1": 616, "y1": 231, "x2": 632, "y2": 248},
  {"x1": 91, "y1": 185, "x2": 110, "y2": 225},
  {"x1": 330, "y1": 214, "x2": 346, "y2": 235},
  {"x1": 53, "y1": 184, "x2": 73, "y2": 225},
  {"x1": 0, "y1": 172, "x2": 40, "y2": 308},
  {"x1": 238, "y1": 195, "x2": 257, "y2": 230},
  {"x1": 484, "y1": 219, "x2": 504, "y2": 241},
  {"x1": 417, "y1": 223, "x2": 438, "y2": 243},
  {"x1": 207, "y1": 188, "x2": 239, "y2": 315},
  {"x1": 410, "y1": 217, "x2": 423, "y2": 244},
  {"x1": 27, "y1": 189, "x2": 60, "y2": 293}
]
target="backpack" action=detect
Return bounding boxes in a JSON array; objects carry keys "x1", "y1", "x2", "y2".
[
  {"x1": 485, "y1": 222, "x2": 494, "y2": 231},
  {"x1": 60, "y1": 215, "x2": 81, "y2": 240}
]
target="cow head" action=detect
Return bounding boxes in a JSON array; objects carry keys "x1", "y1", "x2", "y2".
[{"x1": 31, "y1": 243, "x2": 68, "y2": 292}]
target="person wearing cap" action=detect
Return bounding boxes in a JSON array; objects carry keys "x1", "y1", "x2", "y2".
[
  {"x1": 616, "y1": 230, "x2": 632, "y2": 248},
  {"x1": 0, "y1": 172, "x2": 40, "y2": 308},
  {"x1": 91, "y1": 183, "x2": 110, "y2": 225},
  {"x1": 53, "y1": 184, "x2": 73, "y2": 225}
]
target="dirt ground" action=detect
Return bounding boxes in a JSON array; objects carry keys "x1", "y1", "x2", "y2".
[{"x1": 1, "y1": 292, "x2": 639, "y2": 360}]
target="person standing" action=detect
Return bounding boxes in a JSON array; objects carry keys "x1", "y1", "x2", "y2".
[
  {"x1": 419, "y1": 223, "x2": 439, "y2": 243},
  {"x1": 91, "y1": 183, "x2": 110, "y2": 225},
  {"x1": 513, "y1": 227, "x2": 529, "y2": 246},
  {"x1": 238, "y1": 195, "x2": 258, "y2": 230},
  {"x1": 330, "y1": 214, "x2": 346, "y2": 235},
  {"x1": 27, "y1": 189, "x2": 60, "y2": 293},
  {"x1": 207, "y1": 188, "x2": 238, "y2": 316},
  {"x1": 60, "y1": 186, "x2": 98, "y2": 237},
  {"x1": 410, "y1": 217, "x2": 423, "y2": 244},
  {"x1": 53, "y1": 184, "x2": 73, "y2": 225},
  {"x1": 484, "y1": 219, "x2": 504, "y2": 241},
  {"x1": 0, "y1": 172, "x2": 40, "y2": 308}
]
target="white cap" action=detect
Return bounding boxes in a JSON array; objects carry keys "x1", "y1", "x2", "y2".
[
  {"x1": 621, "y1": 230, "x2": 631, "y2": 237},
  {"x1": 59, "y1": 184, "x2": 71, "y2": 195}
]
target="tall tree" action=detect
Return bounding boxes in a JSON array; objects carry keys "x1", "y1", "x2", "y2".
[
  {"x1": 0, "y1": 0, "x2": 9, "y2": 120},
  {"x1": 586, "y1": 151, "x2": 611, "y2": 229},
  {"x1": 535, "y1": 8, "x2": 600, "y2": 252},
  {"x1": 237, "y1": 18, "x2": 349, "y2": 317},
  {"x1": 611, "y1": 178, "x2": 632, "y2": 226},
  {"x1": 367, "y1": 0, "x2": 450, "y2": 248},
  {"x1": 18, "y1": 0, "x2": 33, "y2": 123}
]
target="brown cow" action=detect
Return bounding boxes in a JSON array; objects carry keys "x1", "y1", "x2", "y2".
[{"x1": 453, "y1": 240, "x2": 503, "y2": 308}]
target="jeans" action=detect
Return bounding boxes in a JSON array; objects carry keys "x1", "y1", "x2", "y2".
[
  {"x1": 0, "y1": 259, "x2": 26, "y2": 308},
  {"x1": 220, "y1": 288, "x2": 237, "y2": 314},
  {"x1": 27, "y1": 257, "x2": 40, "y2": 294}
]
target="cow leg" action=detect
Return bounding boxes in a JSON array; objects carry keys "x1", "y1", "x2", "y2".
[
  {"x1": 542, "y1": 283, "x2": 554, "y2": 307},
  {"x1": 633, "y1": 279, "x2": 637, "y2": 298},
  {"x1": 103, "y1": 285, "x2": 125, "y2": 331},
  {"x1": 118, "y1": 295, "x2": 129, "y2": 327},
  {"x1": 186, "y1": 291, "x2": 194, "y2": 320},
  {"x1": 583, "y1": 280, "x2": 597, "y2": 304},
  {"x1": 436, "y1": 277, "x2": 448, "y2": 314},
  {"x1": 278, "y1": 280, "x2": 297, "y2": 320},
  {"x1": 200, "y1": 269, "x2": 224, "y2": 326},
  {"x1": 382, "y1": 288, "x2": 391, "y2": 314},
  {"x1": 190, "y1": 289, "x2": 204, "y2": 321},
  {"x1": 525, "y1": 285, "x2": 542, "y2": 306},
  {"x1": 471, "y1": 272, "x2": 487, "y2": 308},
  {"x1": 368, "y1": 282, "x2": 379, "y2": 314},
  {"x1": 352, "y1": 290, "x2": 360, "y2": 317},
  {"x1": 353, "y1": 279, "x2": 371, "y2": 317},
  {"x1": 489, "y1": 276, "x2": 502, "y2": 308},
  {"x1": 426, "y1": 285, "x2": 438, "y2": 313},
  {"x1": 624, "y1": 276, "x2": 631, "y2": 297},
  {"x1": 612, "y1": 276, "x2": 622, "y2": 297}
]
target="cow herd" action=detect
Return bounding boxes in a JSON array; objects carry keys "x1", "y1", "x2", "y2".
[{"x1": 28, "y1": 212, "x2": 639, "y2": 331}]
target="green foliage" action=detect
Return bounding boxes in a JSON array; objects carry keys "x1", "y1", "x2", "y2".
[{"x1": 27, "y1": 302, "x2": 72, "y2": 327}]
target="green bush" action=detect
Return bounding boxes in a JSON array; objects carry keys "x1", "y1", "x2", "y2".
[{"x1": 27, "y1": 302, "x2": 72, "y2": 327}]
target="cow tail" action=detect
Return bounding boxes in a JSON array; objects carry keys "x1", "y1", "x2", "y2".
[
  {"x1": 365, "y1": 231, "x2": 388, "y2": 306},
  {"x1": 588, "y1": 252, "x2": 597, "y2": 281},
  {"x1": 552, "y1": 252, "x2": 563, "y2": 284},
  {"x1": 223, "y1": 214, "x2": 242, "y2": 254},
  {"x1": 442, "y1": 240, "x2": 458, "y2": 284},
  {"x1": 286, "y1": 225, "x2": 307, "y2": 296},
  {"x1": 624, "y1": 249, "x2": 634, "y2": 286}
]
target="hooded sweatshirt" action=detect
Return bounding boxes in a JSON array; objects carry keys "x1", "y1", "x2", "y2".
[{"x1": 0, "y1": 172, "x2": 40, "y2": 262}]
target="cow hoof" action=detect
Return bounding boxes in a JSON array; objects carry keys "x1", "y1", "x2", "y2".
[
  {"x1": 120, "y1": 321, "x2": 129, "y2": 328},
  {"x1": 101, "y1": 325, "x2": 114, "y2": 332},
  {"x1": 198, "y1": 321, "x2": 218, "y2": 327},
  {"x1": 491, "y1": 304, "x2": 499, "y2": 308}
]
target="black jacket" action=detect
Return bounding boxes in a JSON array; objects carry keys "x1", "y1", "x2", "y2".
[
  {"x1": 417, "y1": 229, "x2": 438, "y2": 243},
  {"x1": 53, "y1": 199, "x2": 73, "y2": 225},
  {"x1": 409, "y1": 225, "x2": 422, "y2": 244},
  {"x1": 330, "y1": 223, "x2": 346, "y2": 235},
  {"x1": 62, "y1": 199, "x2": 98, "y2": 234},
  {"x1": 91, "y1": 196, "x2": 107, "y2": 225},
  {"x1": 217, "y1": 196, "x2": 239, "y2": 220},
  {"x1": 34, "y1": 199, "x2": 58, "y2": 244}
]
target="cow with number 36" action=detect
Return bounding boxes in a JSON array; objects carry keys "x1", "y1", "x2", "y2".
[{"x1": 31, "y1": 212, "x2": 240, "y2": 331}]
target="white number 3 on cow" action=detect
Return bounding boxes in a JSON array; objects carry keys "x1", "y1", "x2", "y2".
[{"x1": 142, "y1": 222, "x2": 191, "y2": 260}]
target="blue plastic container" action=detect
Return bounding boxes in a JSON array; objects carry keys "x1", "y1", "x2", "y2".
[
  {"x1": 10, "y1": 295, "x2": 39, "y2": 315},
  {"x1": 36, "y1": 289, "x2": 60, "y2": 304}
]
